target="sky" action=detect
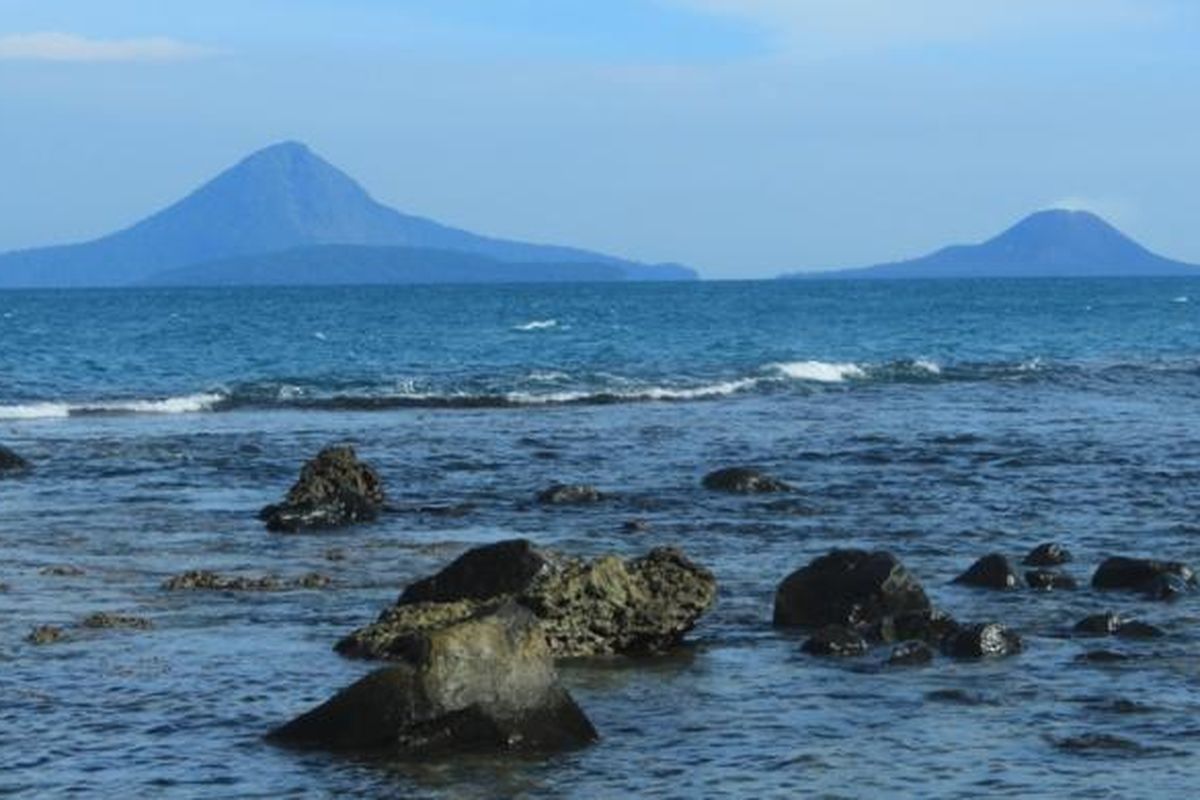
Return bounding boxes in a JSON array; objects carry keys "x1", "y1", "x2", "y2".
[{"x1": 1, "y1": 0, "x2": 1198, "y2": 279}]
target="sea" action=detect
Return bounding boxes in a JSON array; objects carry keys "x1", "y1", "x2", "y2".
[{"x1": 2, "y1": 278, "x2": 1199, "y2": 798}]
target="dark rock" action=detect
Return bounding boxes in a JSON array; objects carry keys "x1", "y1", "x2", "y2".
[
  {"x1": 337, "y1": 540, "x2": 716, "y2": 660},
  {"x1": 621, "y1": 518, "x2": 651, "y2": 533},
  {"x1": 801, "y1": 625, "x2": 869, "y2": 657},
  {"x1": 1116, "y1": 620, "x2": 1165, "y2": 639},
  {"x1": 162, "y1": 570, "x2": 331, "y2": 591},
  {"x1": 952, "y1": 553, "x2": 1020, "y2": 590},
  {"x1": 27, "y1": 625, "x2": 64, "y2": 645},
  {"x1": 1054, "y1": 733, "x2": 1147, "y2": 754},
  {"x1": 536, "y1": 484, "x2": 605, "y2": 505},
  {"x1": 1074, "y1": 612, "x2": 1122, "y2": 636},
  {"x1": 269, "y1": 602, "x2": 596, "y2": 755},
  {"x1": 701, "y1": 466, "x2": 790, "y2": 494},
  {"x1": 414, "y1": 503, "x2": 475, "y2": 517},
  {"x1": 1092, "y1": 556, "x2": 1196, "y2": 599},
  {"x1": 886, "y1": 640, "x2": 934, "y2": 666},
  {"x1": 324, "y1": 548, "x2": 347, "y2": 562},
  {"x1": 1025, "y1": 569, "x2": 1077, "y2": 591},
  {"x1": 773, "y1": 549, "x2": 931, "y2": 629},
  {"x1": 260, "y1": 445, "x2": 384, "y2": 532},
  {"x1": 942, "y1": 623, "x2": 1022, "y2": 658},
  {"x1": 0, "y1": 444, "x2": 30, "y2": 474},
  {"x1": 1022, "y1": 542, "x2": 1072, "y2": 567},
  {"x1": 39, "y1": 565, "x2": 84, "y2": 577},
  {"x1": 871, "y1": 609, "x2": 960, "y2": 645},
  {"x1": 81, "y1": 612, "x2": 153, "y2": 630}
]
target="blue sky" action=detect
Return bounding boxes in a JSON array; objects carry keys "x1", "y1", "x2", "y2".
[{"x1": 1, "y1": 0, "x2": 1198, "y2": 278}]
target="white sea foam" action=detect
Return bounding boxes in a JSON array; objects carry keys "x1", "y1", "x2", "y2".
[
  {"x1": 1172, "y1": 295, "x2": 1190, "y2": 304},
  {"x1": 912, "y1": 359, "x2": 942, "y2": 375},
  {"x1": 526, "y1": 370, "x2": 571, "y2": 383},
  {"x1": 513, "y1": 319, "x2": 558, "y2": 331},
  {"x1": 768, "y1": 360, "x2": 866, "y2": 383},
  {"x1": 505, "y1": 377, "x2": 761, "y2": 405},
  {"x1": 0, "y1": 392, "x2": 224, "y2": 420},
  {"x1": 0, "y1": 402, "x2": 72, "y2": 420}
]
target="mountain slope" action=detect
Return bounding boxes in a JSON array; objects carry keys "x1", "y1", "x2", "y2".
[
  {"x1": 0, "y1": 141, "x2": 695, "y2": 287},
  {"x1": 784, "y1": 210, "x2": 1199, "y2": 279},
  {"x1": 142, "y1": 244, "x2": 630, "y2": 286}
]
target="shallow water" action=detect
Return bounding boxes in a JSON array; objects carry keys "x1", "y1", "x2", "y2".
[{"x1": 2, "y1": 280, "x2": 1200, "y2": 797}]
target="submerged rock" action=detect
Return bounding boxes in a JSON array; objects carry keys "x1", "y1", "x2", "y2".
[
  {"x1": 773, "y1": 549, "x2": 931, "y2": 629},
  {"x1": 0, "y1": 444, "x2": 30, "y2": 475},
  {"x1": 942, "y1": 623, "x2": 1022, "y2": 658},
  {"x1": 81, "y1": 612, "x2": 153, "y2": 630},
  {"x1": 270, "y1": 602, "x2": 597, "y2": 755},
  {"x1": 1092, "y1": 556, "x2": 1196, "y2": 599},
  {"x1": 801, "y1": 625, "x2": 869, "y2": 657},
  {"x1": 337, "y1": 539, "x2": 716, "y2": 660},
  {"x1": 1025, "y1": 569, "x2": 1077, "y2": 591},
  {"x1": 871, "y1": 609, "x2": 960, "y2": 646},
  {"x1": 162, "y1": 570, "x2": 331, "y2": 591},
  {"x1": 1074, "y1": 612, "x2": 1123, "y2": 636},
  {"x1": 952, "y1": 554, "x2": 1020, "y2": 590},
  {"x1": 886, "y1": 640, "x2": 935, "y2": 667},
  {"x1": 27, "y1": 625, "x2": 64, "y2": 645},
  {"x1": 259, "y1": 445, "x2": 384, "y2": 532},
  {"x1": 39, "y1": 565, "x2": 85, "y2": 577},
  {"x1": 701, "y1": 467, "x2": 790, "y2": 494},
  {"x1": 1022, "y1": 542, "x2": 1072, "y2": 567},
  {"x1": 536, "y1": 484, "x2": 605, "y2": 505}
]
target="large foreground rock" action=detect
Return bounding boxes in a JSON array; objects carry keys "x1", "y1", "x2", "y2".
[
  {"x1": 337, "y1": 539, "x2": 716, "y2": 660},
  {"x1": 0, "y1": 444, "x2": 30, "y2": 475},
  {"x1": 773, "y1": 549, "x2": 931, "y2": 628},
  {"x1": 1092, "y1": 556, "x2": 1196, "y2": 600},
  {"x1": 270, "y1": 602, "x2": 596, "y2": 755},
  {"x1": 259, "y1": 445, "x2": 384, "y2": 532}
]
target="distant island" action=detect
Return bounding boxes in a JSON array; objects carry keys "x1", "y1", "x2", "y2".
[
  {"x1": 0, "y1": 141, "x2": 696, "y2": 288},
  {"x1": 782, "y1": 209, "x2": 1200, "y2": 279}
]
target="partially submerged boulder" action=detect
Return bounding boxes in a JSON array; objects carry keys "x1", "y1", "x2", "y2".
[
  {"x1": 270, "y1": 602, "x2": 597, "y2": 755},
  {"x1": 1092, "y1": 556, "x2": 1196, "y2": 599},
  {"x1": 81, "y1": 612, "x2": 153, "y2": 630},
  {"x1": 942, "y1": 623, "x2": 1022, "y2": 659},
  {"x1": 702, "y1": 467, "x2": 790, "y2": 494},
  {"x1": 1025, "y1": 569, "x2": 1077, "y2": 591},
  {"x1": 952, "y1": 553, "x2": 1020, "y2": 590},
  {"x1": 338, "y1": 540, "x2": 716, "y2": 660},
  {"x1": 1023, "y1": 542, "x2": 1072, "y2": 567},
  {"x1": 536, "y1": 484, "x2": 605, "y2": 505},
  {"x1": 0, "y1": 444, "x2": 30, "y2": 475},
  {"x1": 259, "y1": 445, "x2": 384, "y2": 532},
  {"x1": 801, "y1": 625, "x2": 869, "y2": 657},
  {"x1": 773, "y1": 549, "x2": 931, "y2": 629},
  {"x1": 1073, "y1": 613, "x2": 1164, "y2": 639},
  {"x1": 886, "y1": 640, "x2": 934, "y2": 667},
  {"x1": 27, "y1": 625, "x2": 64, "y2": 645}
]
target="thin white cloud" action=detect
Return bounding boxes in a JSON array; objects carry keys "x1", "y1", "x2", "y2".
[
  {"x1": 670, "y1": 0, "x2": 1161, "y2": 55},
  {"x1": 0, "y1": 32, "x2": 215, "y2": 62}
]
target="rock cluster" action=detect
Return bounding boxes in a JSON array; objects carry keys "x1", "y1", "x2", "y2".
[
  {"x1": 162, "y1": 570, "x2": 331, "y2": 591},
  {"x1": 337, "y1": 539, "x2": 716, "y2": 660},
  {"x1": 701, "y1": 467, "x2": 790, "y2": 494},
  {"x1": 259, "y1": 445, "x2": 384, "y2": 532},
  {"x1": 1092, "y1": 556, "x2": 1196, "y2": 600}
]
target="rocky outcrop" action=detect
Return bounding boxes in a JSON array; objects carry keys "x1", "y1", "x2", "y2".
[
  {"x1": 0, "y1": 444, "x2": 30, "y2": 475},
  {"x1": 162, "y1": 570, "x2": 331, "y2": 591},
  {"x1": 701, "y1": 467, "x2": 790, "y2": 494},
  {"x1": 259, "y1": 445, "x2": 384, "y2": 532},
  {"x1": 1074, "y1": 613, "x2": 1164, "y2": 639},
  {"x1": 773, "y1": 549, "x2": 931, "y2": 629},
  {"x1": 81, "y1": 612, "x2": 153, "y2": 630},
  {"x1": 536, "y1": 484, "x2": 605, "y2": 505},
  {"x1": 269, "y1": 602, "x2": 597, "y2": 755},
  {"x1": 801, "y1": 625, "x2": 868, "y2": 657},
  {"x1": 1025, "y1": 569, "x2": 1077, "y2": 591},
  {"x1": 1022, "y1": 542, "x2": 1072, "y2": 567},
  {"x1": 942, "y1": 623, "x2": 1022, "y2": 658},
  {"x1": 337, "y1": 539, "x2": 716, "y2": 660},
  {"x1": 952, "y1": 553, "x2": 1020, "y2": 589},
  {"x1": 1092, "y1": 556, "x2": 1196, "y2": 599}
]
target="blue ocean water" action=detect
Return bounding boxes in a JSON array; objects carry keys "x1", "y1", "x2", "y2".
[{"x1": 2, "y1": 279, "x2": 1199, "y2": 797}]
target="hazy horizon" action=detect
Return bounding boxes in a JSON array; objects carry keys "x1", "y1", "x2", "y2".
[{"x1": 2, "y1": 0, "x2": 1198, "y2": 278}]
